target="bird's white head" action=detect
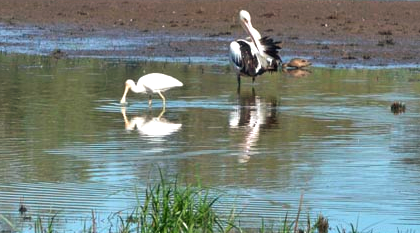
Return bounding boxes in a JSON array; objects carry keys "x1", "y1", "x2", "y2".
[
  {"x1": 239, "y1": 10, "x2": 252, "y2": 25},
  {"x1": 120, "y1": 79, "x2": 144, "y2": 104},
  {"x1": 239, "y1": 10, "x2": 262, "y2": 51}
]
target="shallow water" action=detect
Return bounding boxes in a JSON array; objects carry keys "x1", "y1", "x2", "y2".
[
  {"x1": 0, "y1": 23, "x2": 229, "y2": 64},
  {"x1": 3, "y1": 23, "x2": 420, "y2": 70},
  {"x1": 1, "y1": 53, "x2": 420, "y2": 232}
]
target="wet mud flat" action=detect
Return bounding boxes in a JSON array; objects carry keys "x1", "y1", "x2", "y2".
[{"x1": 1, "y1": 0, "x2": 420, "y2": 67}]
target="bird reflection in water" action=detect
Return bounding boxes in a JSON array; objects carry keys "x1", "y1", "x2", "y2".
[
  {"x1": 121, "y1": 107, "x2": 182, "y2": 138},
  {"x1": 230, "y1": 88, "x2": 279, "y2": 163},
  {"x1": 282, "y1": 68, "x2": 312, "y2": 78}
]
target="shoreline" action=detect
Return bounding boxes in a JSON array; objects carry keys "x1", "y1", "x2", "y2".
[{"x1": 1, "y1": 0, "x2": 420, "y2": 68}]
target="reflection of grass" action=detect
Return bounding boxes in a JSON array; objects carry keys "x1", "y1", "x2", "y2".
[{"x1": 0, "y1": 171, "x2": 391, "y2": 233}]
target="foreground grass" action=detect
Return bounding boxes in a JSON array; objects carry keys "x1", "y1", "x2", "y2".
[
  {"x1": 1, "y1": 171, "x2": 387, "y2": 233},
  {"x1": 115, "y1": 170, "x2": 234, "y2": 233}
]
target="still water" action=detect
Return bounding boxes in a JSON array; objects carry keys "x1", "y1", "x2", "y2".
[{"x1": 1, "y1": 53, "x2": 420, "y2": 232}]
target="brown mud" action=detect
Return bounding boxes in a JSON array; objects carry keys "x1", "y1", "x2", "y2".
[{"x1": 1, "y1": 0, "x2": 420, "y2": 67}]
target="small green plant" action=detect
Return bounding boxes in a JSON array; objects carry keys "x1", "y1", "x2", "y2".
[
  {"x1": 34, "y1": 214, "x2": 57, "y2": 233},
  {"x1": 114, "y1": 169, "x2": 236, "y2": 233},
  {"x1": 315, "y1": 214, "x2": 329, "y2": 233}
]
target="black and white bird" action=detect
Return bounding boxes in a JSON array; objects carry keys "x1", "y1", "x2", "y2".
[{"x1": 229, "y1": 10, "x2": 282, "y2": 86}]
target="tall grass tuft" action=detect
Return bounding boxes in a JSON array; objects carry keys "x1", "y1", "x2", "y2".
[
  {"x1": 118, "y1": 169, "x2": 235, "y2": 233},
  {"x1": 34, "y1": 214, "x2": 57, "y2": 233}
]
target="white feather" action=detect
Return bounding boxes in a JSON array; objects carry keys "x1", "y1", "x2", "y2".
[
  {"x1": 229, "y1": 41, "x2": 243, "y2": 70},
  {"x1": 138, "y1": 73, "x2": 183, "y2": 93}
]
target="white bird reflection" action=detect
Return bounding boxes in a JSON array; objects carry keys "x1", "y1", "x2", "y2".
[
  {"x1": 121, "y1": 107, "x2": 182, "y2": 137},
  {"x1": 230, "y1": 88, "x2": 278, "y2": 163}
]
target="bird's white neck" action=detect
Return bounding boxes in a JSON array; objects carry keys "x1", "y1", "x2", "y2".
[
  {"x1": 248, "y1": 25, "x2": 261, "y2": 41},
  {"x1": 128, "y1": 80, "x2": 146, "y2": 93},
  {"x1": 242, "y1": 21, "x2": 263, "y2": 53},
  {"x1": 250, "y1": 28, "x2": 264, "y2": 53},
  {"x1": 120, "y1": 79, "x2": 145, "y2": 104}
]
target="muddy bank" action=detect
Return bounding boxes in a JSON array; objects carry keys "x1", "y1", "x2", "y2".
[{"x1": 1, "y1": 0, "x2": 420, "y2": 67}]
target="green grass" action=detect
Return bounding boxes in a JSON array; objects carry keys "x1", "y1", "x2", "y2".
[
  {"x1": 0, "y1": 170, "x2": 404, "y2": 233},
  {"x1": 34, "y1": 214, "x2": 57, "y2": 233},
  {"x1": 113, "y1": 169, "x2": 235, "y2": 233}
]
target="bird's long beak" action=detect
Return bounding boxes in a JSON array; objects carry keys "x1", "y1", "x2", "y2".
[
  {"x1": 242, "y1": 20, "x2": 260, "y2": 53},
  {"x1": 120, "y1": 86, "x2": 129, "y2": 104}
]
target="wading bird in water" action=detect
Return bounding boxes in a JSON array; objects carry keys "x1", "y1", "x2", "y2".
[
  {"x1": 229, "y1": 10, "x2": 282, "y2": 86},
  {"x1": 120, "y1": 73, "x2": 183, "y2": 108}
]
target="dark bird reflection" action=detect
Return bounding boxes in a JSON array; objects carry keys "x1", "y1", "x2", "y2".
[
  {"x1": 230, "y1": 88, "x2": 279, "y2": 163},
  {"x1": 121, "y1": 107, "x2": 182, "y2": 137}
]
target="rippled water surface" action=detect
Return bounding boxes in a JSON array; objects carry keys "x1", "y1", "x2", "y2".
[{"x1": 1, "y1": 53, "x2": 420, "y2": 232}]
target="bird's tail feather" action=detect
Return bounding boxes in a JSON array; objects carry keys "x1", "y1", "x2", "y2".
[
  {"x1": 259, "y1": 36, "x2": 282, "y2": 71},
  {"x1": 260, "y1": 36, "x2": 282, "y2": 62}
]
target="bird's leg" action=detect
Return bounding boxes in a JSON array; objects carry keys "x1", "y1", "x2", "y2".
[
  {"x1": 148, "y1": 95, "x2": 152, "y2": 108},
  {"x1": 237, "y1": 83, "x2": 241, "y2": 95},
  {"x1": 157, "y1": 91, "x2": 166, "y2": 109},
  {"x1": 237, "y1": 74, "x2": 241, "y2": 94},
  {"x1": 237, "y1": 74, "x2": 241, "y2": 86},
  {"x1": 252, "y1": 76, "x2": 255, "y2": 84}
]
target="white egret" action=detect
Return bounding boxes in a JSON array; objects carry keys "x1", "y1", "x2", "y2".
[
  {"x1": 229, "y1": 10, "x2": 282, "y2": 85},
  {"x1": 120, "y1": 73, "x2": 183, "y2": 107}
]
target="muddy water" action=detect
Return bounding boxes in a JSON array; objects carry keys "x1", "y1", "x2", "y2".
[{"x1": 1, "y1": 53, "x2": 420, "y2": 232}]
